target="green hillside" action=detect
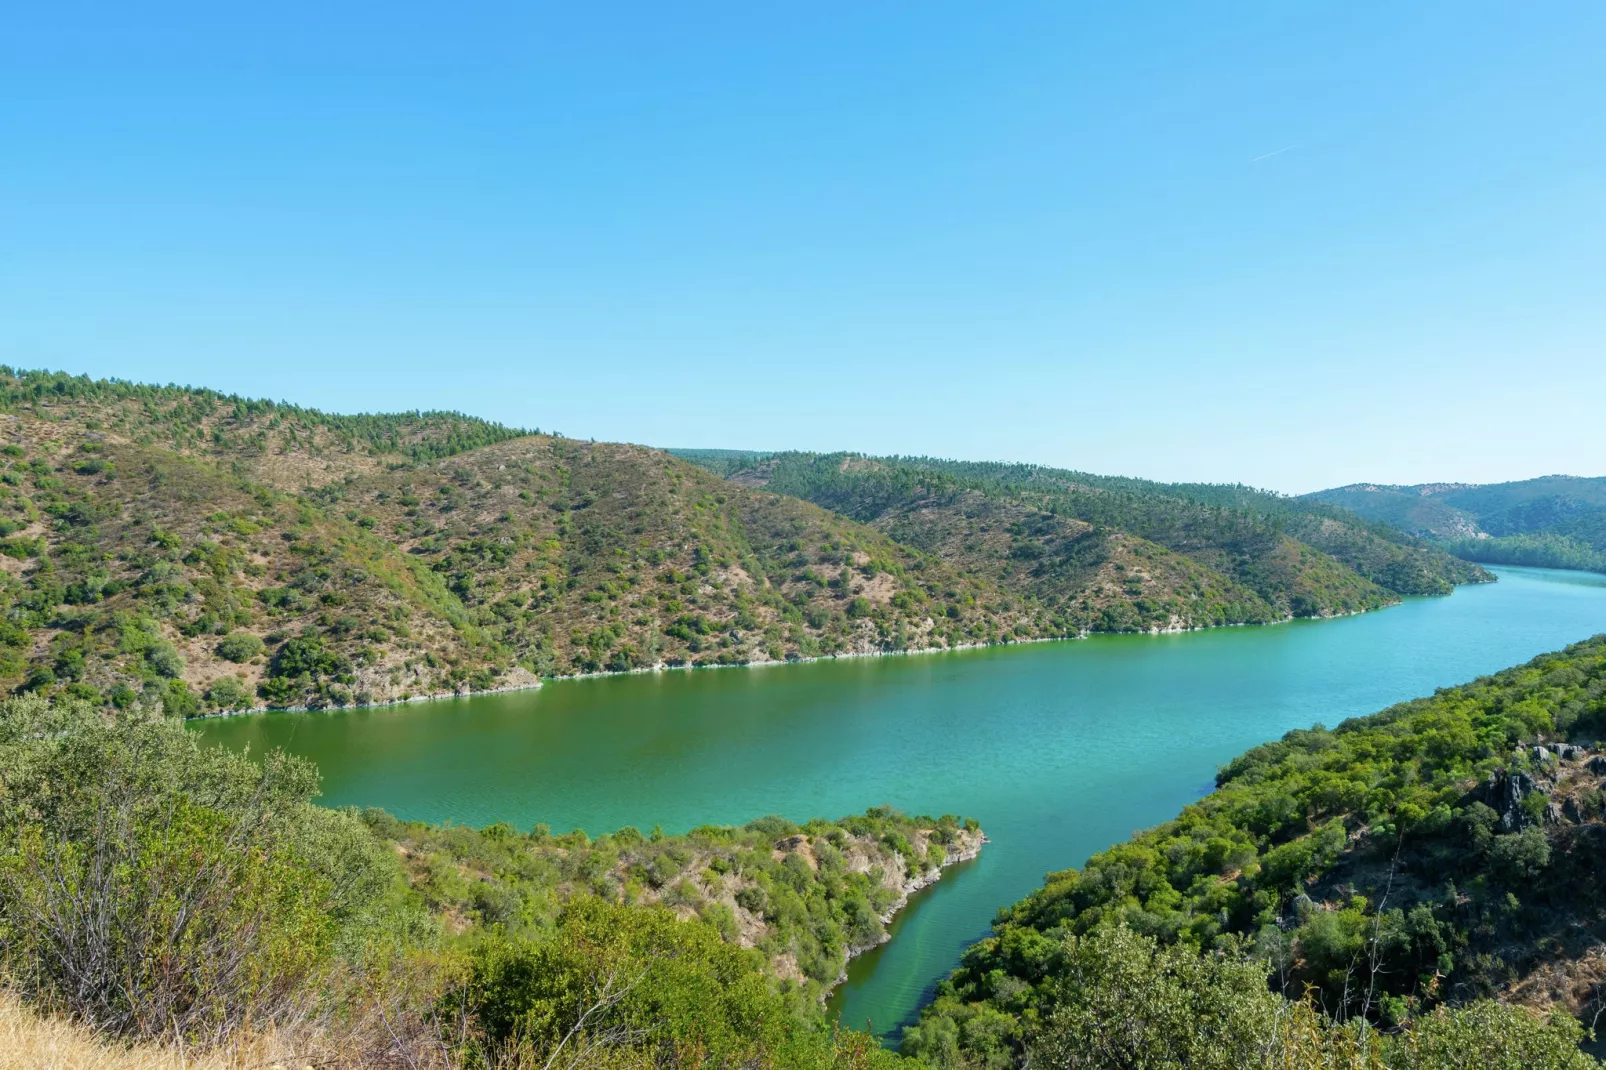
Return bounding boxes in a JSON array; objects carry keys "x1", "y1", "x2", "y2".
[
  {"x1": 0, "y1": 368, "x2": 1498, "y2": 715},
  {"x1": 1310, "y1": 478, "x2": 1606, "y2": 574},
  {"x1": 0, "y1": 370, "x2": 1074, "y2": 711},
  {"x1": 675, "y1": 451, "x2": 1490, "y2": 634},
  {"x1": 904, "y1": 635, "x2": 1606, "y2": 1067},
  {"x1": 368, "y1": 805, "x2": 984, "y2": 1000}
]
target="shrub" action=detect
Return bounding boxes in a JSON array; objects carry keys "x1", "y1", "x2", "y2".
[
  {"x1": 0, "y1": 695, "x2": 396, "y2": 1045},
  {"x1": 215, "y1": 632, "x2": 264, "y2": 663},
  {"x1": 205, "y1": 675, "x2": 254, "y2": 712},
  {"x1": 270, "y1": 635, "x2": 349, "y2": 680},
  {"x1": 144, "y1": 640, "x2": 185, "y2": 679},
  {"x1": 463, "y1": 898, "x2": 896, "y2": 1069}
]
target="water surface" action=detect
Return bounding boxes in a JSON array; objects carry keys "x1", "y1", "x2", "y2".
[{"x1": 195, "y1": 566, "x2": 1606, "y2": 1039}]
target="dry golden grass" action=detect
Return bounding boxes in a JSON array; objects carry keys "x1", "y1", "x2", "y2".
[
  {"x1": 0, "y1": 990, "x2": 433, "y2": 1070},
  {"x1": 0, "y1": 991, "x2": 258, "y2": 1070},
  {"x1": 0, "y1": 984, "x2": 468, "y2": 1070}
]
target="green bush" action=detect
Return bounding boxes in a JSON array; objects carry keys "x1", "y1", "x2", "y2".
[
  {"x1": 215, "y1": 632, "x2": 265, "y2": 663},
  {"x1": 143, "y1": 640, "x2": 185, "y2": 678},
  {"x1": 463, "y1": 897, "x2": 897, "y2": 1069},
  {"x1": 0, "y1": 694, "x2": 397, "y2": 1044},
  {"x1": 205, "y1": 675, "x2": 254, "y2": 712}
]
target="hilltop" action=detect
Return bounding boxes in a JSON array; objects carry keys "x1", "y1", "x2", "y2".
[
  {"x1": 1310, "y1": 477, "x2": 1606, "y2": 573},
  {"x1": 674, "y1": 451, "x2": 1490, "y2": 635}
]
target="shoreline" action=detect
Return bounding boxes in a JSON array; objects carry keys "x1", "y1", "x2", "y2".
[
  {"x1": 187, "y1": 581, "x2": 1482, "y2": 721},
  {"x1": 830, "y1": 832, "x2": 989, "y2": 995}
]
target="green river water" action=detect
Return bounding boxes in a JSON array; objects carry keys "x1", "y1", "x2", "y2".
[{"x1": 194, "y1": 566, "x2": 1606, "y2": 1041}]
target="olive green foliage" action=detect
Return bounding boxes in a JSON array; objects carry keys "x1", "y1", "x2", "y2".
[
  {"x1": 369, "y1": 806, "x2": 982, "y2": 997},
  {"x1": 903, "y1": 923, "x2": 1598, "y2": 1069},
  {"x1": 0, "y1": 694, "x2": 398, "y2": 1044},
  {"x1": 1395, "y1": 999, "x2": 1599, "y2": 1069},
  {"x1": 675, "y1": 451, "x2": 1489, "y2": 638},
  {"x1": 0, "y1": 366, "x2": 529, "y2": 462},
  {"x1": 216, "y1": 630, "x2": 264, "y2": 662},
  {"x1": 336, "y1": 437, "x2": 1040, "y2": 676},
  {"x1": 463, "y1": 897, "x2": 900, "y2": 1069},
  {"x1": 0, "y1": 389, "x2": 519, "y2": 710},
  {"x1": 909, "y1": 636, "x2": 1606, "y2": 1065},
  {"x1": 0, "y1": 368, "x2": 1077, "y2": 705}
]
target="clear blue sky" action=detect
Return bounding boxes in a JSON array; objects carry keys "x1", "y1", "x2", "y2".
[{"x1": 3, "y1": 3, "x2": 1603, "y2": 493}]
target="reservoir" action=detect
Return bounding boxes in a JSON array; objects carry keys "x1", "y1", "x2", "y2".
[{"x1": 194, "y1": 565, "x2": 1606, "y2": 1040}]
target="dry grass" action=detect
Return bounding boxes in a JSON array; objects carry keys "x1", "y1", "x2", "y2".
[
  {"x1": 0, "y1": 986, "x2": 461, "y2": 1070},
  {"x1": 0, "y1": 990, "x2": 661, "y2": 1070},
  {"x1": 0, "y1": 990, "x2": 271, "y2": 1070}
]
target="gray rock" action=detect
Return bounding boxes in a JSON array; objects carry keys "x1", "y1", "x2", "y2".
[{"x1": 1487, "y1": 769, "x2": 1542, "y2": 832}]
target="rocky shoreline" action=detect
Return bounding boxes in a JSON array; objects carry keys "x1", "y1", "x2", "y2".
[
  {"x1": 186, "y1": 599, "x2": 1407, "y2": 721},
  {"x1": 833, "y1": 827, "x2": 989, "y2": 989}
]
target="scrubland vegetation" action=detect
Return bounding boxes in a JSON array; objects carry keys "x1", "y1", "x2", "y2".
[
  {"x1": 1, "y1": 368, "x2": 1595, "y2": 1067},
  {"x1": 905, "y1": 635, "x2": 1606, "y2": 1067},
  {"x1": 678, "y1": 451, "x2": 1490, "y2": 635},
  {"x1": 0, "y1": 368, "x2": 1496, "y2": 715},
  {"x1": 0, "y1": 690, "x2": 965, "y2": 1067}
]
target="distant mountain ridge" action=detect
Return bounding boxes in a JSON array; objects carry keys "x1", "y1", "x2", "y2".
[
  {"x1": 1308, "y1": 476, "x2": 1606, "y2": 573},
  {"x1": 672, "y1": 450, "x2": 1491, "y2": 636}
]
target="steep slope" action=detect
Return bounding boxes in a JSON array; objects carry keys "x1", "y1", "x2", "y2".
[
  {"x1": 1311, "y1": 477, "x2": 1606, "y2": 573},
  {"x1": 905, "y1": 635, "x2": 1606, "y2": 1065},
  {"x1": 678, "y1": 451, "x2": 1489, "y2": 633},
  {"x1": 0, "y1": 414, "x2": 507, "y2": 712},
  {"x1": 367, "y1": 806, "x2": 985, "y2": 997},
  {"x1": 324, "y1": 436, "x2": 1045, "y2": 676},
  {"x1": 0, "y1": 369, "x2": 1060, "y2": 709}
]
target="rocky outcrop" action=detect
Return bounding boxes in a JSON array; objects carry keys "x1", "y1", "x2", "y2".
[
  {"x1": 1487, "y1": 768, "x2": 1544, "y2": 832},
  {"x1": 876, "y1": 829, "x2": 988, "y2": 925},
  {"x1": 834, "y1": 826, "x2": 988, "y2": 980}
]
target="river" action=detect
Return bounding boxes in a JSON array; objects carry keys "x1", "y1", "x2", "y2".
[{"x1": 193, "y1": 565, "x2": 1606, "y2": 1040}]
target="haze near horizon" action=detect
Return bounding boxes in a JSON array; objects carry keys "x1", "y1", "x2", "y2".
[{"x1": 3, "y1": 2, "x2": 1603, "y2": 493}]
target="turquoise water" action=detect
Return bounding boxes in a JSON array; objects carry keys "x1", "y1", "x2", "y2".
[{"x1": 193, "y1": 566, "x2": 1606, "y2": 1039}]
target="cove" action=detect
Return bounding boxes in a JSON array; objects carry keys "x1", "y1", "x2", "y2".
[{"x1": 193, "y1": 566, "x2": 1606, "y2": 1041}]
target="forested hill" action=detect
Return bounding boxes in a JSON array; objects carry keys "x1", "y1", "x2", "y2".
[
  {"x1": 0, "y1": 369, "x2": 1070, "y2": 712},
  {"x1": 904, "y1": 635, "x2": 1606, "y2": 1067},
  {"x1": 672, "y1": 450, "x2": 1490, "y2": 634},
  {"x1": 1309, "y1": 477, "x2": 1606, "y2": 573},
  {"x1": 0, "y1": 367, "x2": 1497, "y2": 716}
]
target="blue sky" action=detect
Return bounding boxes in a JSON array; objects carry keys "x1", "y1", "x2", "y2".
[{"x1": 2, "y1": 3, "x2": 1602, "y2": 493}]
